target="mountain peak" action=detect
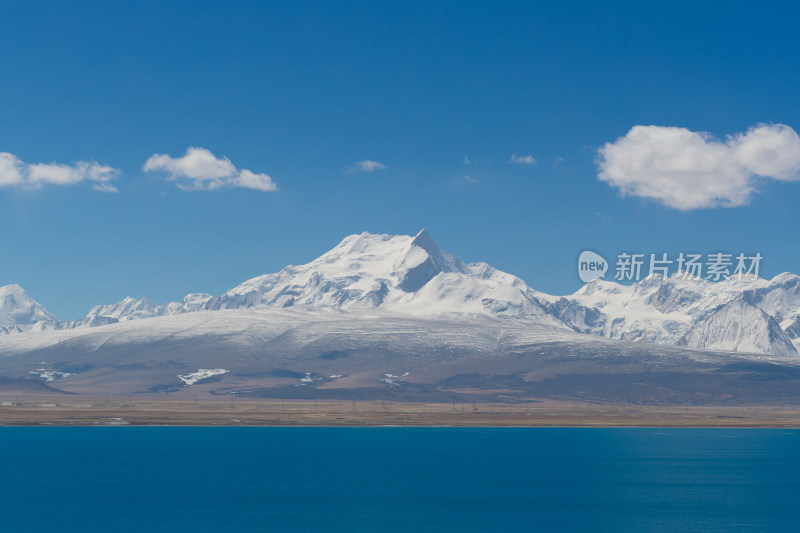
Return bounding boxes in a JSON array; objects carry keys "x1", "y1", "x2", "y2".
[
  {"x1": 85, "y1": 296, "x2": 161, "y2": 322},
  {"x1": 771, "y1": 272, "x2": 800, "y2": 285},
  {"x1": 410, "y1": 227, "x2": 434, "y2": 248},
  {"x1": 395, "y1": 229, "x2": 466, "y2": 292},
  {"x1": 196, "y1": 228, "x2": 540, "y2": 316},
  {"x1": 0, "y1": 284, "x2": 56, "y2": 325}
]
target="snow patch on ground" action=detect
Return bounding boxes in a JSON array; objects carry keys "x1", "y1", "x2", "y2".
[
  {"x1": 297, "y1": 372, "x2": 327, "y2": 386},
  {"x1": 177, "y1": 368, "x2": 229, "y2": 385},
  {"x1": 380, "y1": 372, "x2": 410, "y2": 386},
  {"x1": 29, "y1": 369, "x2": 74, "y2": 382}
]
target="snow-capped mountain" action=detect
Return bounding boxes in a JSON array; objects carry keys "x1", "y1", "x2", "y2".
[
  {"x1": 203, "y1": 229, "x2": 560, "y2": 324},
  {"x1": 1, "y1": 229, "x2": 798, "y2": 358},
  {"x1": 81, "y1": 293, "x2": 214, "y2": 322},
  {"x1": 0, "y1": 284, "x2": 56, "y2": 332},
  {"x1": 677, "y1": 299, "x2": 797, "y2": 355},
  {"x1": 741, "y1": 272, "x2": 800, "y2": 329},
  {"x1": 84, "y1": 296, "x2": 161, "y2": 322},
  {"x1": 52, "y1": 229, "x2": 562, "y2": 325},
  {"x1": 161, "y1": 293, "x2": 214, "y2": 315},
  {"x1": 547, "y1": 273, "x2": 800, "y2": 356}
]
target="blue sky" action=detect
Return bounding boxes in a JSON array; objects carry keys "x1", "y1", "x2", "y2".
[{"x1": 2, "y1": 0, "x2": 800, "y2": 319}]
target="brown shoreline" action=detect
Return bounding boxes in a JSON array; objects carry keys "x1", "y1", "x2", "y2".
[{"x1": 2, "y1": 398, "x2": 800, "y2": 427}]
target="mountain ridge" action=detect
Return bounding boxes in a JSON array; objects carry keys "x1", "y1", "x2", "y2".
[{"x1": 1, "y1": 229, "x2": 798, "y2": 358}]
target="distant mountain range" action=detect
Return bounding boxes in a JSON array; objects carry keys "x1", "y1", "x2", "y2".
[
  {"x1": 3, "y1": 229, "x2": 800, "y2": 403},
  {"x1": 3, "y1": 229, "x2": 799, "y2": 357}
]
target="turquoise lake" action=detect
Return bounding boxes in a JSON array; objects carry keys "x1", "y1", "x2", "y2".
[{"x1": 1, "y1": 427, "x2": 798, "y2": 531}]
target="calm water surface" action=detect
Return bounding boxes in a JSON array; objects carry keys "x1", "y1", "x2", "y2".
[{"x1": 0, "y1": 427, "x2": 798, "y2": 532}]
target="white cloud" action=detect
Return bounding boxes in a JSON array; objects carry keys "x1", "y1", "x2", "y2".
[
  {"x1": 597, "y1": 124, "x2": 800, "y2": 210},
  {"x1": 144, "y1": 147, "x2": 277, "y2": 192},
  {"x1": 464, "y1": 175, "x2": 477, "y2": 183},
  {"x1": 0, "y1": 153, "x2": 23, "y2": 187},
  {"x1": 730, "y1": 124, "x2": 800, "y2": 180},
  {"x1": 347, "y1": 160, "x2": 387, "y2": 173},
  {"x1": 92, "y1": 183, "x2": 119, "y2": 193},
  {"x1": 0, "y1": 152, "x2": 119, "y2": 192},
  {"x1": 509, "y1": 154, "x2": 536, "y2": 165}
]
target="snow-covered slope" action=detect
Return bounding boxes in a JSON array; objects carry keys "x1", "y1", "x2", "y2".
[
  {"x1": 741, "y1": 272, "x2": 800, "y2": 327},
  {"x1": 6, "y1": 307, "x2": 795, "y2": 401},
  {"x1": 785, "y1": 316, "x2": 800, "y2": 340},
  {"x1": 677, "y1": 299, "x2": 797, "y2": 356},
  {"x1": 0, "y1": 285, "x2": 56, "y2": 327}
]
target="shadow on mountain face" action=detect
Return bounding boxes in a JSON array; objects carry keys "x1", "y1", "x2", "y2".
[{"x1": 0, "y1": 377, "x2": 73, "y2": 395}]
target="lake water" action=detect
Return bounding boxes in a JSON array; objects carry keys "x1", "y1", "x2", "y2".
[{"x1": 0, "y1": 427, "x2": 798, "y2": 532}]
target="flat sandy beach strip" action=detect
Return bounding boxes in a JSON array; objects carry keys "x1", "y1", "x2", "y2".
[{"x1": 2, "y1": 398, "x2": 800, "y2": 427}]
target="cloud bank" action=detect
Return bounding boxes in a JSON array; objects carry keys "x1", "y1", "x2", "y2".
[
  {"x1": 144, "y1": 147, "x2": 278, "y2": 191},
  {"x1": 347, "y1": 160, "x2": 387, "y2": 173},
  {"x1": 509, "y1": 154, "x2": 536, "y2": 165},
  {"x1": 597, "y1": 124, "x2": 800, "y2": 210},
  {"x1": 0, "y1": 152, "x2": 119, "y2": 192}
]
